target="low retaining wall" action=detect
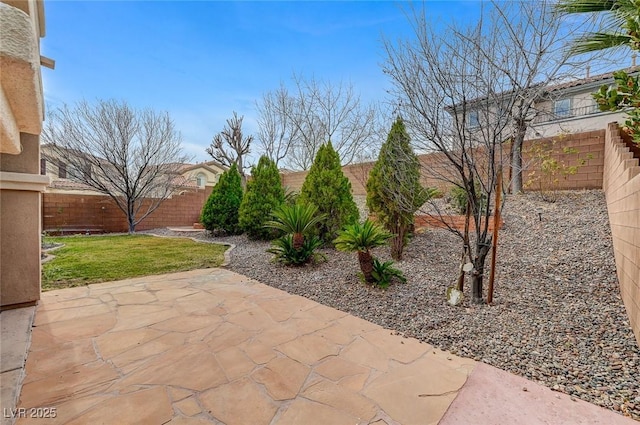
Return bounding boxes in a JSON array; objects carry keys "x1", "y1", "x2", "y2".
[{"x1": 603, "y1": 122, "x2": 640, "y2": 346}]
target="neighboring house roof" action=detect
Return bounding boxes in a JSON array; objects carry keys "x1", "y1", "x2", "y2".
[
  {"x1": 180, "y1": 160, "x2": 228, "y2": 173},
  {"x1": 171, "y1": 175, "x2": 199, "y2": 189},
  {"x1": 543, "y1": 65, "x2": 640, "y2": 94},
  {"x1": 49, "y1": 179, "x2": 95, "y2": 191},
  {"x1": 449, "y1": 66, "x2": 640, "y2": 111}
]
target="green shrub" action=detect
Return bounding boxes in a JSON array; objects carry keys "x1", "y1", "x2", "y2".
[
  {"x1": 450, "y1": 185, "x2": 469, "y2": 214},
  {"x1": 264, "y1": 203, "x2": 326, "y2": 266},
  {"x1": 283, "y1": 186, "x2": 299, "y2": 206},
  {"x1": 366, "y1": 117, "x2": 435, "y2": 260},
  {"x1": 371, "y1": 258, "x2": 406, "y2": 288},
  {"x1": 239, "y1": 156, "x2": 284, "y2": 239},
  {"x1": 449, "y1": 183, "x2": 487, "y2": 214},
  {"x1": 264, "y1": 203, "x2": 326, "y2": 248},
  {"x1": 299, "y1": 141, "x2": 359, "y2": 244},
  {"x1": 334, "y1": 219, "x2": 392, "y2": 283},
  {"x1": 200, "y1": 163, "x2": 243, "y2": 234},
  {"x1": 267, "y1": 234, "x2": 326, "y2": 266}
]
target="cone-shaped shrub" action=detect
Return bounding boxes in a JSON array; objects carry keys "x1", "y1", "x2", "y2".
[
  {"x1": 367, "y1": 117, "x2": 434, "y2": 260},
  {"x1": 299, "y1": 141, "x2": 359, "y2": 244},
  {"x1": 200, "y1": 163, "x2": 243, "y2": 234},
  {"x1": 239, "y1": 156, "x2": 284, "y2": 239}
]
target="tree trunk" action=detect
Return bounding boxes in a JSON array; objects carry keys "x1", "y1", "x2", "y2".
[
  {"x1": 390, "y1": 222, "x2": 406, "y2": 261},
  {"x1": 127, "y1": 199, "x2": 136, "y2": 234},
  {"x1": 292, "y1": 232, "x2": 304, "y2": 250},
  {"x1": 471, "y1": 243, "x2": 491, "y2": 304},
  {"x1": 358, "y1": 250, "x2": 374, "y2": 283},
  {"x1": 390, "y1": 234, "x2": 404, "y2": 261},
  {"x1": 510, "y1": 122, "x2": 527, "y2": 194}
]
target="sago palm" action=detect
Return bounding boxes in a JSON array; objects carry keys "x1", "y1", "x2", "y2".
[
  {"x1": 556, "y1": 0, "x2": 640, "y2": 54},
  {"x1": 264, "y1": 203, "x2": 325, "y2": 250},
  {"x1": 334, "y1": 219, "x2": 392, "y2": 283}
]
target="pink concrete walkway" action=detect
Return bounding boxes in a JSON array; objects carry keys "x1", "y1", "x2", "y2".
[{"x1": 10, "y1": 269, "x2": 637, "y2": 425}]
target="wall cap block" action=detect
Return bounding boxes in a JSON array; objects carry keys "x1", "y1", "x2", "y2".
[{"x1": 0, "y1": 171, "x2": 50, "y2": 192}]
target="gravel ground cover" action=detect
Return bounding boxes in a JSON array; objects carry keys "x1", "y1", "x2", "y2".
[{"x1": 147, "y1": 189, "x2": 640, "y2": 420}]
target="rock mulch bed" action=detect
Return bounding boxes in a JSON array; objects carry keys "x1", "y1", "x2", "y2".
[{"x1": 147, "y1": 189, "x2": 640, "y2": 420}]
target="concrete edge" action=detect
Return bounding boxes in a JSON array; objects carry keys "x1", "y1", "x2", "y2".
[{"x1": 0, "y1": 306, "x2": 36, "y2": 425}]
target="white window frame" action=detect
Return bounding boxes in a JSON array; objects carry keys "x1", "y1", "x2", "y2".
[
  {"x1": 468, "y1": 110, "x2": 480, "y2": 128},
  {"x1": 196, "y1": 173, "x2": 206, "y2": 188},
  {"x1": 553, "y1": 98, "x2": 572, "y2": 118}
]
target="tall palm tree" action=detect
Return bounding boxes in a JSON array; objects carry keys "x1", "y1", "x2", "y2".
[{"x1": 555, "y1": 0, "x2": 640, "y2": 54}]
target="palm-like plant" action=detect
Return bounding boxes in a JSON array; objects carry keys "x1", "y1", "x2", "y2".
[
  {"x1": 334, "y1": 219, "x2": 392, "y2": 283},
  {"x1": 556, "y1": 0, "x2": 640, "y2": 54},
  {"x1": 264, "y1": 203, "x2": 326, "y2": 250}
]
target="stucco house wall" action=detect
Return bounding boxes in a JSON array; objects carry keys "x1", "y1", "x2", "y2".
[{"x1": 0, "y1": 0, "x2": 51, "y2": 308}]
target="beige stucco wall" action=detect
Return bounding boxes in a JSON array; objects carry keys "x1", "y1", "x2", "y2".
[
  {"x1": 532, "y1": 110, "x2": 626, "y2": 139},
  {"x1": 603, "y1": 122, "x2": 640, "y2": 346},
  {"x1": 0, "y1": 188, "x2": 41, "y2": 306},
  {"x1": 0, "y1": 1, "x2": 44, "y2": 154},
  {"x1": 0, "y1": 0, "x2": 49, "y2": 308},
  {"x1": 182, "y1": 163, "x2": 224, "y2": 188}
]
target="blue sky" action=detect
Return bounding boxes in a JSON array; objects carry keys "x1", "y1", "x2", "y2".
[{"x1": 41, "y1": 1, "x2": 488, "y2": 163}]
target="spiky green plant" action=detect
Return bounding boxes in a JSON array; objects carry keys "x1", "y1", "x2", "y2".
[
  {"x1": 264, "y1": 203, "x2": 326, "y2": 250},
  {"x1": 371, "y1": 258, "x2": 407, "y2": 288},
  {"x1": 334, "y1": 219, "x2": 392, "y2": 283},
  {"x1": 556, "y1": 0, "x2": 640, "y2": 54},
  {"x1": 266, "y1": 234, "x2": 325, "y2": 266}
]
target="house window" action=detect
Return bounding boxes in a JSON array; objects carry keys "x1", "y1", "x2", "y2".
[
  {"x1": 83, "y1": 163, "x2": 92, "y2": 179},
  {"x1": 40, "y1": 158, "x2": 46, "y2": 175},
  {"x1": 196, "y1": 173, "x2": 206, "y2": 188},
  {"x1": 553, "y1": 98, "x2": 572, "y2": 118},
  {"x1": 58, "y1": 162, "x2": 67, "y2": 178},
  {"x1": 468, "y1": 110, "x2": 480, "y2": 128}
]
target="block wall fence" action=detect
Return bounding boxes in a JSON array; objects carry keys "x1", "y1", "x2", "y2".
[
  {"x1": 281, "y1": 130, "x2": 605, "y2": 195},
  {"x1": 603, "y1": 122, "x2": 640, "y2": 346},
  {"x1": 43, "y1": 187, "x2": 212, "y2": 234},
  {"x1": 43, "y1": 129, "x2": 605, "y2": 234}
]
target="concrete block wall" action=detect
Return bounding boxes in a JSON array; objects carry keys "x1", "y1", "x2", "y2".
[
  {"x1": 522, "y1": 130, "x2": 605, "y2": 191},
  {"x1": 43, "y1": 187, "x2": 212, "y2": 234},
  {"x1": 603, "y1": 122, "x2": 640, "y2": 346},
  {"x1": 281, "y1": 130, "x2": 605, "y2": 195}
]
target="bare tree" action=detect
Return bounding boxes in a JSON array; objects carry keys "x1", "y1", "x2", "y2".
[
  {"x1": 42, "y1": 99, "x2": 190, "y2": 233},
  {"x1": 255, "y1": 85, "x2": 298, "y2": 168},
  {"x1": 206, "y1": 112, "x2": 253, "y2": 184},
  {"x1": 384, "y1": 7, "x2": 514, "y2": 303},
  {"x1": 455, "y1": 1, "x2": 599, "y2": 193},
  {"x1": 256, "y1": 75, "x2": 381, "y2": 170}
]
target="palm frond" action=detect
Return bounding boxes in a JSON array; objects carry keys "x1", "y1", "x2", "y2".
[
  {"x1": 570, "y1": 32, "x2": 633, "y2": 54},
  {"x1": 555, "y1": 0, "x2": 617, "y2": 14},
  {"x1": 264, "y1": 203, "x2": 325, "y2": 235},
  {"x1": 334, "y1": 219, "x2": 392, "y2": 253}
]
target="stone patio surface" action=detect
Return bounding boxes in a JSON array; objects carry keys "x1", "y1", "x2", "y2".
[{"x1": 2, "y1": 269, "x2": 636, "y2": 425}]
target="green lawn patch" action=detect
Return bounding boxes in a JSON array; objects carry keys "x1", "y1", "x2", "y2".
[{"x1": 42, "y1": 234, "x2": 228, "y2": 291}]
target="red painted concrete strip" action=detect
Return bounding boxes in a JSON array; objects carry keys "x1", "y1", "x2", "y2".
[{"x1": 439, "y1": 363, "x2": 636, "y2": 425}]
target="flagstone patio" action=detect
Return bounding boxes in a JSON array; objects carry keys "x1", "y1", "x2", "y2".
[{"x1": 2, "y1": 268, "x2": 637, "y2": 424}]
